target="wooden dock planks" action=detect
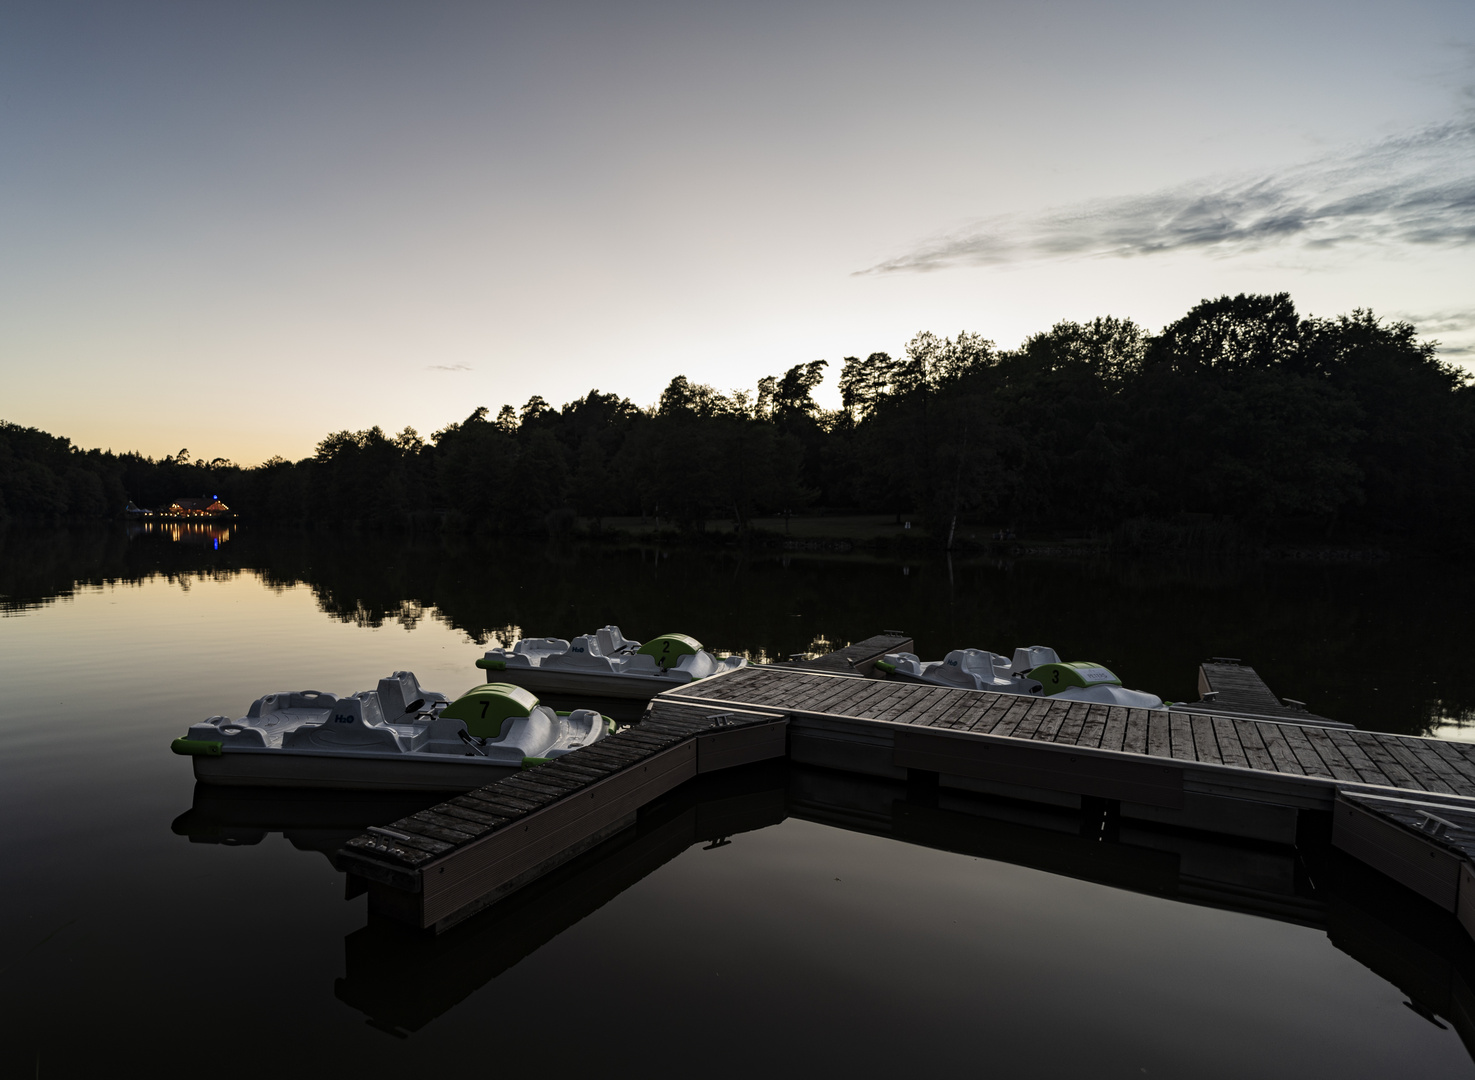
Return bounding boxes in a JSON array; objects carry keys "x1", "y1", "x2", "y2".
[
  {"x1": 664, "y1": 665, "x2": 1475, "y2": 814},
  {"x1": 339, "y1": 701, "x2": 788, "y2": 931},
  {"x1": 785, "y1": 632, "x2": 913, "y2": 676},
  {"x1": 342, "y1": 651, "x2": 1475, "y2": 933},
  {"x1": 1333, "y1": 791, "x2": 1475, "y2": 918},
  {"x1": 1189, "y1": 660, "x2": 1343, "y2": 726}
]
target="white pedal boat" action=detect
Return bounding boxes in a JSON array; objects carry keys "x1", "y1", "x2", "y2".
[
  {"x1": 171, "y1": 672, "x2": 613, "y2": 790},
  {"x1": 476, "y1": 626, "x2": 746, "y2": 700},
  {"x1": 877, "y1": 645, "x2": 1165, "y2": 709}
]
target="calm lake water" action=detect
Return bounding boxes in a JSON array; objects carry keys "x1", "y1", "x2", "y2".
[{"x1": 3, "y1": 524, "x2": 1475, "y2": 1077}]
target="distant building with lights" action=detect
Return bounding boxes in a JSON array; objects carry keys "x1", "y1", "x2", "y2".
[{"x1": 166, "y1": 497, "x2": 230, "y2": 517}]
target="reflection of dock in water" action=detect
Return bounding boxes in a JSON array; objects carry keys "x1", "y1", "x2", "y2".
[
  {"x1": 335, "y1": 764, "x2": 786, "y2": 1036},
  {"x1": 322, "y1": 762, "x2": 1475, "y2": 1049},
  {"x1": 796, "y1": 765, "x2": 1475, "y2": 1058},
  {"x1": 171, "y1": 785, "x2": 446, "y2": 871},
  {"x1": 169, "y1": 633, "x2": 1475, "y2": 1055}
]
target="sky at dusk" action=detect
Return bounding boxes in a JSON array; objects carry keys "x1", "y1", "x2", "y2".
[{"x1": 3, "y1": 0, "x2": 1473, "y2": 465}]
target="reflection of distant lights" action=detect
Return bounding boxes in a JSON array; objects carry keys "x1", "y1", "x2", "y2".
[{"x1": 213, "y1": 538, "x2": 219, "y2": 550}]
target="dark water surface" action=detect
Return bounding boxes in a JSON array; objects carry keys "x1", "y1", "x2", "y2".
[{"x1": 3, "y1": 525, "x2": 1475, "y2": 1077}]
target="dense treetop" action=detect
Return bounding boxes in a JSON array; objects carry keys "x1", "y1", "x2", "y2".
[{"x1": 3, "y1": 294, "x2": 1471, "y2": 547}]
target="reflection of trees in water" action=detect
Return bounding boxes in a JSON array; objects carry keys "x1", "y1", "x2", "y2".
[
  {"x1": 4, "y1": 524, "x2": 1475, "y2": 738},
  {"x1": 1431, "y1": 701, "x2": 1475, "y2": 740},
  {"x1": 0, "y1": 524, "x2": 242, "y2": 612}
]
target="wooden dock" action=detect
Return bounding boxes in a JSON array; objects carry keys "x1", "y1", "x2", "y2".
[
  {"x1": 782, "y1": 631, "x2": 912, "y2": 676},
  {"x1": 338, "y1": 700, "x2": 786, "y2": 932},
  {"x1": 336, "y1": 632, "x2": 1475, "y2": 953},
  {"x1": 1176, "y1": 658, "x2": 1347, "y2": 728},
  {"x1": 1334, "y1": 789, "x2": 1475, "y2": 943},
  {"x1": 664, "y1": 664, "x2": 1475, "y2": 844}
]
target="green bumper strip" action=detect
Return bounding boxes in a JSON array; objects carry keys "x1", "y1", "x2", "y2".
[
  {"x1": 521, "y1": 756, "x2": 551, "y2": 769},
  {"x1": 875, "y1": 660, "x2": 896, "y2": 674},
  {"x1": 475, "y1": 657, "x2": 507, "y2": 670},
  {"x1": 171, "y1": 738, "x2": 223, "y2": 757}
]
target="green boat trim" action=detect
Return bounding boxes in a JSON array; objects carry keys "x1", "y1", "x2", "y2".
[
  {"x1": 439, "y1": 682, "x2": 540, "y2": 738},
  {"x1": 636, "y1": 632, "x2": 703, "y2": 671},
  {"x1": 1031, "y1": 661, "x2": 1122, "y2": 696},
  {"x1": 171, "y1": 738, "x2": 223, "y2": 756}
]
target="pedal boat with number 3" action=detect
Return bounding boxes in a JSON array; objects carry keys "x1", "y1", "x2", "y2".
[
  {"x1": 476, "y1": 625, "x2": 746, "y2": 701},
  {"x1": 170, "y1": 673, "x2": 614, "y2": 790},
  {"x1": 876, "y1": 645, "x2": 1167, "y2": 709}
]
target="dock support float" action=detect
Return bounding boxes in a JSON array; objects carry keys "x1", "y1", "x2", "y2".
[{"x1": 1334, "y1": 790, "x2": 1475, "y2": 941}]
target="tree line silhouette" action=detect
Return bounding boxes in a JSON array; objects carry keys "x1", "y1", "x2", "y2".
[{"x1": 3, "y1": 293, "x2": 1470, "y2": 549}]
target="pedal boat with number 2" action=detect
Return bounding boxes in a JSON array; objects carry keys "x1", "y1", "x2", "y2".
[
  {"x1": 170, "y1": 672, "x2": 613, "y2": 791},
  {"x1": 476, "y1": 626, "x2": 746, "y2": 701},
  {"x1": 876, "y1": 645, "x2": 1167, "y2": 709}
]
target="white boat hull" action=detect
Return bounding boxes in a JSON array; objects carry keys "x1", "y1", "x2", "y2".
[
  {"x1": 192, "y1": 747, "x2": 520, "y2": 791},
  {"x1": 486, "y1": 667, "x2": 688, "y2": 701}
]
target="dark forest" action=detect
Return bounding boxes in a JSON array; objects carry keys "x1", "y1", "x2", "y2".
[{"x1": 4, "y1": 293, "x2": 1471, "y2": 550}]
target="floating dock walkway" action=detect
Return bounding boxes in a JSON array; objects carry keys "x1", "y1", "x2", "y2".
[
  {"x1": 667, "y1": 662, "x2": 1475, "y2": 839},
  {"x1": 340, "y1": 632, "x2": 1475, "y2": 944},
  {"x1": 1176, "y1": 658, "x2": 1346, "y2": 727},
  {"x1": 340, "y1": 700, "x2": 786, "y2": 931}
]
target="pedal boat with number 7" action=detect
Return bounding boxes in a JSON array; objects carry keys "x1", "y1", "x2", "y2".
[
  {"x1": 876, "y1": 645, "x2": 1167, "y2": 709},
  {"x1": 476, "y1": 626, "x2": 746, "y2": 701},
  {"x1": 170, "y1": 673, "x2": 614, "y2": 790}
]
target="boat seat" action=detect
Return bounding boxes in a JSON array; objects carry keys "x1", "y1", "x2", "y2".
[
  {"x1": 513, "y1": 637, "x2": 569, "y2": 659},
  {"x1": 950, "y1": 649, "x2": 1006, "y2": 674},
  {"x1": 282, "y1": 692, "x2": 403, "y2": 753},
  {"x1": 545, "y1": 635, "x2": 616, "y2": 671},
  {"x1": 884, "y1": 652, "x2": 924, "y2": 677},
  {"x1": 1010, "y1": 646, "x2": 1061, "y2": 674},
  {"x1": 376, "y1": 671, "x2": 443, "y2": 720},
  {"x1": 248, "y1": 689, "x2": 339, "y2": 719},
  {"x1": 595, "y1": 625, "x2": 638, "y2": 655}
]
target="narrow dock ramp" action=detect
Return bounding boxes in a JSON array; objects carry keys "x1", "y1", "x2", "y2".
[
  {"x1": 785, "y1": 631, "x2": 913, "y2": 676},
  {"x1": 338, "y1": 701, "x2": 786, "y2": 933},
  {"x1": 1171, "y1": 658, "x2": 1350, "y2": 729}
]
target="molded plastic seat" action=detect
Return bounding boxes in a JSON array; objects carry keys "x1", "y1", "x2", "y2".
[
  {"x1": 544, "y1": 635, "x2": 616, "y2": 671},
  {"x1": 883, "y1": 652, "x2": 925, "y2": 677},
  {"x1": 283, "y1": 692, "x2": 403, "y2": 753},
  {"x1": 595, "y1": 625, "x2": 638, "y2": 655},
  {"x1": 1010, "y1": 646, "x2": 1061, "y2": 674},
  {"x1": 376, "y1": 671, "x2": 445, "y2": 720},
  {"x1": 248, "y1": 689, "x2": 339, "y2": 719},
  {"x1": 513, "y1": 638, "x2": 570, "y2": 659}
]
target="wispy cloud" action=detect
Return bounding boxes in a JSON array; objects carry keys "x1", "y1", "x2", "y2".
[
  {"x1": 858, "y1": 121, "x2": 1475, "y2": 275},
  {"x1": 1391, "y1": 309, "x2": 1475, "y2": 335},
  {"x1": 427, "y1": 363, "x2": 473, "y2": 372}
]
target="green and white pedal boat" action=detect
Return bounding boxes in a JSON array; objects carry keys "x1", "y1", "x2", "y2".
[
  {"x1": 171, "y1": 672, "x2": 613, "y2": 790},
  {"x1": 877, "y1": 646, "x2": 1166, "y2": 709},
  {"x1": 476, "y1": 626, "x2": 746, "y2": 701}
]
